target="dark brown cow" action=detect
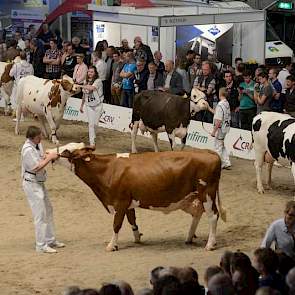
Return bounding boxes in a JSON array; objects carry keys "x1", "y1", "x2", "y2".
[{"x1": 49, "y1": 143, "x2": 226, "y2": 252}]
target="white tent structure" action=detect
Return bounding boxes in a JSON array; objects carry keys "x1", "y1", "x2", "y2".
[{"x1": 88, "y1": 1, "x2": 266, "y2": 65}]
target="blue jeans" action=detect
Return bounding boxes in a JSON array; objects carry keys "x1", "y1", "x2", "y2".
[{"x1": 121, "y1": 89, "x2": 134, "y2": 108}]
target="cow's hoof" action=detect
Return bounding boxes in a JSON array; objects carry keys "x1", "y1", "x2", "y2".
[
  {"x1": 106, "y1": 244, "x2": 119, "y2": 252},
  {"x1": 185, "y1": 240, "x2": 193, "y2": 245},
  {"x1": 257, "y1": 188, "x2": 265, "y2": 194},
  {"x1": 205, "y1": 243, "x2": 217, "y2": 251},
  {"x1": 131, "y1": 149, "x2": 138, "y2": 154},
  {"x1": 265, "y1": 184, "x2": 272, "y2": 190}
]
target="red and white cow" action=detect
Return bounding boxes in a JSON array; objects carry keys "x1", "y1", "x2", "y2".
[
  {"x1": 47, "y1": 143, "x2": 226, "y2": 251},
  {"x1": 15, "y1": 75, "x2": 79, "y2": 144},
  {"x1": 252, "y1": 111, "x2": 295, "y2": 194}
]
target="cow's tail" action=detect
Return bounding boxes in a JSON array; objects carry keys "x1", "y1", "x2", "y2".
[{"x1": 217, "y1": 185, "x2": 226, "y2": 222}]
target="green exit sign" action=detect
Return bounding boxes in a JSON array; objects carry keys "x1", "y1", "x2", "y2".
[{"x1": 277, "y1": 1, "x2": 294, "y2": 9}]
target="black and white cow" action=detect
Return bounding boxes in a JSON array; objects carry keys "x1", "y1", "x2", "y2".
[
  {"x1": 130, "y1": 89, "x2": 212, "y2": 153},
  {"x1": 252, "y1": 111, "x2": 295, "y2": 194}
]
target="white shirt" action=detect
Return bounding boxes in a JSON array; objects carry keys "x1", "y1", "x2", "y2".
[
  {"x1": 278, "y1": 68, "x2": 290, "y2": 94},
  {"x1": 21, "y1": 139, "x2": 47, "y2": 182},
  {"x1": 83, "y1": 78, "x2": 104, "y2": 107},
  {"x1": 165, "y1": 73, "x2": 172, "y2": 89},
  {"x1": 95, "y1": 59, "x2": 107, "y2": 81},
  {"x1": 17, "y1": 39, "x2": 26, "y2": 51},
  {"x1": 214, "y1": 99, "x2": 231, "y2": 139},
  {"x1": 9, "y1": 60, "x2": 34, "y2": 84}
]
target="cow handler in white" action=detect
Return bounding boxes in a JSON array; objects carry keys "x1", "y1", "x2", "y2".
[
  {"x1": 211, "y1": 87, "x2": 231, "y2": 170},
  {"x1": 21, "y1": 126, "x2": 65, "y2": 253},
  {"x1": 79, "y1": 65, "x2": 104, "y2": 149}
]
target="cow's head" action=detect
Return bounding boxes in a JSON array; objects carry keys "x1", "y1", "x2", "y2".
[
  {"x1": 60, "y1": 75, "x2": 80, "y2": 95},
  {"x1": 189, "y1": 88, "x2": 209, "y2": 116}
]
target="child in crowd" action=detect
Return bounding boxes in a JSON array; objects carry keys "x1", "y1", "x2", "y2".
[{"x1": 211, "y1": 87, "x2": 231, "y2": 169}]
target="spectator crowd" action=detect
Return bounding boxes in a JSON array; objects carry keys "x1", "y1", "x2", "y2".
[{"x1": 1, "y1": 23, "x2": 295, "y2": 132}]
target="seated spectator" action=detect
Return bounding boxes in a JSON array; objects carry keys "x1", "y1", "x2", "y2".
[
  {"x1": 153, "y1": 275, "x2": 181, "y2": 295},
  {"x1": 261, "y1": 201, "x2": 295, "y2": 260},
  {"x1": 134, "y1": 36, "x2": 153, "y2": 65},
  {"x1": 113, "y1": 280, "x2": 134, "y2": 295},
  {"x1": 286, "y1": 267, "x2": 295, "y2": 294},
  {"x1": 24, "y1": 38, "x2": 31, "y2": 63},
  {"x1": 204, "y1": 266, "x2": 224, "y2": 294},
  {"x1": 15, "y1": 31, "x2": 25, "y2": 51},
  {"x1": 147, "y1": 62, "x2": 164, "y2": 90},
  {"x1": 255, "y1": 287, "x2": 280, "y2": 295},
  {"x1": 188, "y1": 53, "x2": 202, "y2": 91},
  {"x1": 100, "y1": 284, "x2": 121, "y2": 295},
  {"x1": 4, "y1": 39, "x2": 20, "y2": 62},
  {"x1": 134, "y1": 59, "x2": 149, "y2": 94},
  {"x1": 61, "y1": 43, "x2": 77, "y2": 77},
  {"x1": 253, "y1": 248, "x2": 286, "y2": 293},
  {"x1": 43, "y1": 38, "x2": 61, "y2": 80},
  {"x1": 39, "y1": 23, "x2": 54, "y2": 50},
  {"x1": 154, "y1": 50, "x2": 165, "y2": 74},
  {"x1": 239, "y1": 70, "x2": 256, "y2": 131},
  {"x1": 207, "y1": 273, "x2": 235, "y2": 295},
  {"x1": 119, "y1": 39, "x2": 131, "y2": 53},
  {"x1": 150, "y1": 266, "x2": 165, "y2": 287},
  {"x1": 254, "y1": 72, "x2": 274, "y2": 113},
  {"x1": 161, "y1": 60, "x2": 184, "y2": 95},
  {"x1": 30, "y1": 38, "x2": 45, "y2": 78},
  {"x1": 220, "y1": 250, "x2": 233, "y2": 277},
  {"x1": 269, "y1": 68, "x2": 283, "y2": 113},
  {"x1": 284, "y1": 75, "x2": 295, "y2": 117},
  {"x1": 63, "y1": 286, "x2": 81, "y2": 295},
  {"x1": 222, "y1": 70, "x2": 240, "y2": 128},
  {"x1": 136, "y1": 288, "x2": 153, "y2": 295},
  {"x1": 176, "y1": 58, "x2": 190, "y2": 94},
  {"x1": 276, "y1": 251, "x2": 295, "y2": 278},
  {"x1": 120, "y1": 51, "x2": 136, "y2": 108}
]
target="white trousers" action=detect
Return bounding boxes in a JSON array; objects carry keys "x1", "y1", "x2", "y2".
[
  {"x1": 10, "y1": 82, "x2": 17, "y2": 110},
  {"x1": 214, "y1": 138, "x2": 231, "y2": 168},
  {"x1": 23, "y1": 180, "x2": 55, "y2": 249},
  {"x1": 86, "y1": 103, "x2": 103, "y2": 146}
]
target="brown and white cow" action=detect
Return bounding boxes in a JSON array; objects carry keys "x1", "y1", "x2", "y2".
[
  {"x1": 130, "y1": 88, "x2": 213, "y2": 153},
  {"x1": 48, "y1": 143, "x2": 226, "y2": 251},
  {"x1": 0, "y1": 61, "x2": 16, "y2": 115},
  {"x1": 15, "y1": 75, "x2": 79, "y2": 144}
]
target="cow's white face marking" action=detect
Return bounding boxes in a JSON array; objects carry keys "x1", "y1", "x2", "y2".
[
  {"x1": 198, "y1": 179, "x2": 207, "y2": 186},
  {"x1": 128, "y1": 199, "x2": 140, "y2": 209},
  {"x1": 46, "y1": 142, "x2": 85, "y2": 154},
  {"x1": 116, "y1": 153, "x2": 130, "y2": 158},
  {"x1": 107, "y1": 205, "x2": 116, "y2": 215}
]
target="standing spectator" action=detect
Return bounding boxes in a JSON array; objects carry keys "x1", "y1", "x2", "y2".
[
  {"x1": 61, "y1": 41, "x2": 71, "y2": 56},
  {"x1": 104, "y1": 46, "x2": 115, "y2": 104},
  {"x1": 92, "y1": 51, "x2": 107, "y2": 98},
  {"x1": 119, "y1": 39, "x2": 131, "y2": 53},
  {"x1": 9, "y1": 51, "x2": 34, "y2": 109},
  {"x1": 161, "y1": 60, "x2": 184, "y2": 95},
  {"x1": 261, "y1": 201, "x2": 295, "y2": 260},
  {"x1": 73, "y1": 53, "x2": 88, "y2": 98},
  {"x1": 15, "y1": 31, "x2": 26, "y2": 51},
  {"x1": 269, "y1": 68, "x2": 283, "y2": 113},
  {"x1": 0, "y1": 37, "x2": 7, "y2": 62},
  {"x1": 134, "y1": 59, "x2": 149, "y2": 94},
  {"x1": 30, "y1": 38, "x2": 44, "y2": 78},
  {"x1": 120, "y1": 51, "x2": 136, "y2": 108},
  {"x1": 134, "y1": 36, "x2": 153, "y2": 65},
  {"x1": 72, "y1": 36, "x2": 87, "y2": 55},
  {"x1": 185, "y1": 50, "x2": 196, "y2": 71},
  {"x1": 111, "y1": 50, "x2": 124, "y2": 105},
  {"x1": 284, "y1": 75, "x2": 295, "y2": 117},
  {"x1": 193, "y1": 61, "x2": 216, "y2": 122},
  {"x1": 21, "y1": 126, "x2": 63, "y2": 253},
  {"x1": 95, "y1": 40, "x2": 107, "y2": 60},
  {"x1": 79, "y1": 66, "x2": 104, "y2": 148},
  {"x1": 253, "y1": 248, "x2": 286, "y2": 293},
  {"x1": 26, "y1": 24, "x2": 36, "y2": 40},
  {"x1": 239, "y1": 70, "x2": 256, "y2": 131},
  {"x1": 24, "y1": 38, "x2": 31, "y2": 63},
  {"x1": 154, "y1": 50, "x2": 165, "y2": 74},
  {"x1": 39, "y1": 23, "x2": 54, "y2": 50},
  {"x1": 278, "y1": 63, "x2": 293, "y2": 93},
  {"x1": 235, "y1": 63, "x2": 245, "y2": 88},
  {"x1": 255, "y1": 72, "x2": 274, "y2": 113},
  {"x1": 61, "y1": 43, "x2": 76, "y2": 77},
  {"x1": 222, "y1": 70, "x2": 240, "y2": 128},
  {"x1": 234, "y1": 57, "x2": 243, "y2": 74},
  {"x1": 211, "y1": 87, "x2": 231, "y2": 170},
  {"x1": 176, "y1": 58, "x2": 190, "y2": 94},
  {"x1": 188, "y1": 53, "x2": 202, "y2": 91},
  {"x1": 54, "y1": 28, "x2": 63, "y2": 50},
  {"x1": 147, "y1": 62, "x2": 164, "y2": 91},
  {"x1": 43, "y1": 38, "x2": 61, "y2": 80},
  {"x1": 3, "y1": 39, "x2": 20, "y2": 62}
]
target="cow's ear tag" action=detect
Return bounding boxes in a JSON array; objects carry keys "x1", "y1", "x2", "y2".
[{"x1": 84, "y1": 157, "x2": 91, "y2": 162}]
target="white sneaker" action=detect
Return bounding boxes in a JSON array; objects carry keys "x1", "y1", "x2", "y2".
[
  {"x1": 36, "y1": 245, "x2": 57, "y2": 253},
  {"x1": 49, "y1": 241, "x2": 65, "y2": 248}
]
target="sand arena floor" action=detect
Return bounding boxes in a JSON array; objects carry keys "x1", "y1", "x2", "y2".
[{"x1": 0, "y1": 115, "x2": 294, "y2": 295}]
